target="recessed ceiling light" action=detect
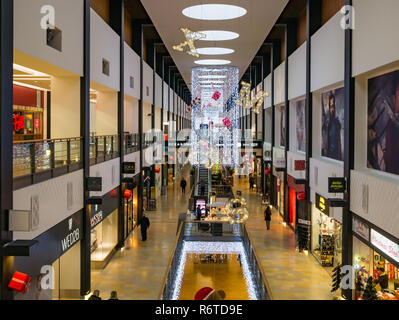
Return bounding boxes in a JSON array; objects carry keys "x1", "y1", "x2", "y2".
[
  {"x1": 199, "y1": 30, "x2": 239, "y2": 41},
  {"x1": 196, "y1": 47, "x2": 234, "y2": 55},
  {"x1": 182, "y1": 4, "x2": 247, "y2": 21},
  {"x1": 195, "y1": 59, "x2": 231, "y2": 65},
  {"x1": 199, "y1": 80, "x2": 225, "y2": 84}
]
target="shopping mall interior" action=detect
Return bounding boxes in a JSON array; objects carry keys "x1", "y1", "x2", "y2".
[{"x1": 0, "y1": 0, "x2": 399, "y2": 304}]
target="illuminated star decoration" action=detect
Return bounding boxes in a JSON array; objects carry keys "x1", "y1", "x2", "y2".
[
  {"x1": 173, "y1": 28, "x2": 206, "y2": 57},
  {"x1": 235, "y1": 81, "x2": 270, "y2": 114}
]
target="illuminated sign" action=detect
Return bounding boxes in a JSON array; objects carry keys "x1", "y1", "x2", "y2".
[
  {"x1": 370, "y1": 229, "x2": 399, "y2": 263},
  {"x1": 122, "y1": 162, "x2": 135, "y2": 174},
  {"x1": 328, "y1": 177, "x2": 346, "y2": 193},
  {"x1": 352, "y1": 217, "x2": 370, "y2": 241},
  {"x1": 294, "y1": 160, "x2": 306, "y2": 171},
  {"x1": 315, "y1": 193, "x2": 329, "y2": 215}
]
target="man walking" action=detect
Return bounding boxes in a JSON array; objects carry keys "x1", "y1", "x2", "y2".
[
  {"x1": 138, "y1": 213, "x2": 150, "y2": 241},
  {"x1": 180, "y1": 177, "x2": 187, "y2": 195}
]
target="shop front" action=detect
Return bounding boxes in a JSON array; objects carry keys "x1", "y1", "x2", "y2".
[
  {"x1": 311, "y1": 194, "x2": 342, "y2": 274},
  {"x1": 13, "y1": 84, "x2": 45, "y2": 141},
  {"x1": 90, "y1": 187, "x2": 119, "y2": 270},
  {"x1": 287, "y1": 175, "x2": 305, "y2": 230},
  {"x1": 273, "y1": 170, "x2": 285, "y2": 217},
  {"x1": 352, "y1": 216, "x2": 399, "y2": 300},
  {"x1": 122, "y1": 175, "x2": 139, "y2": 240},
  {"x1": 13, "y1": 210, "x2": 83, "y2": 300}
]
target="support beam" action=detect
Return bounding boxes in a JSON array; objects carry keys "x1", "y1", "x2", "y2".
[{"x1": 80, "y1": 0, "x2": 91, "y2": 296}]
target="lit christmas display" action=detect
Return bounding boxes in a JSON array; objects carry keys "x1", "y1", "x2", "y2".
[
  {"x1": 236, "y1": 81, "x2": 270, "y2": 114},
  {"x1": 173, "y1": 28, "x2": 206, "y2": 57},
  {"x1": 190, "y1": 66, "x2": 240, "y2": 169}
]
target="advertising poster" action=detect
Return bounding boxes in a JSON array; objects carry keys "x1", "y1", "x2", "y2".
[
  {"x1": 295, "y1": 99, "x2": 306, "y2": 152},
  {"x1": 280, "y1": 106, "x2": 286, "y2": 147},
  {"x1": 321, "y1": 87, "x2": 344, "y2": 161},
  {"x1": 368, "y1": 70, "x2": 399, "y2": 175}
]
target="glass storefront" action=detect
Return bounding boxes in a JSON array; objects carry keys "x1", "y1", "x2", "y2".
[
  {"x1": 91, "y1": 209, "x2": 118, "y2": 265},
  {"x1": 123, "y1": 188, "x2": 138, "y2": 239},
  {"x1": 276, "y1": 178, "x2": 284, "y2": 217},
  {"x1": 311, "y1": 205, "x2": 342, "y2": 272},
  {"x1": 353, "y1": 236, "x2": 399, "y2": 300}
]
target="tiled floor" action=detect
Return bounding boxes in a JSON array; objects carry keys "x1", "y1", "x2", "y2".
[
  {"x1": 234, "y1": 177, "x2": 333, "y2": 300},
  {"x1": 91, "y1": 171, "x2": 333, "y2": 300}
]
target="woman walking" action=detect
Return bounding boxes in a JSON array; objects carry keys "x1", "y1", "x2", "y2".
[{"x1": 264, "y1": 205, "x2": 272, "y2": 230}]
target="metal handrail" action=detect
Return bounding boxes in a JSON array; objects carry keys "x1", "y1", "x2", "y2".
[
  {"x1": 13, "y1": 136, "x2": 83, "y2": 144},
  {"x1": 158, "y1": 221, "x2": 185, "y2": 300},
  {"x1": 242, "y1": 223, "x2": 273, "y2": 300}
]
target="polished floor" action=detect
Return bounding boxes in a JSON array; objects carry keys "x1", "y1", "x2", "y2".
[
  {"x1": 91, "y1": 169, "x2": 332, "y2": 300},
  {"x1": 179, "y1": 253, "x2": 250, "y2": 300}
]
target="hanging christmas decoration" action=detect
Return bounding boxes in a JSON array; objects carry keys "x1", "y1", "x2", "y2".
[
  {"x1": 173, "y1": 28, "x2": 206, "y2": 57},
  {"x1": 212, "y1": 90, "x2": 221, "y2": 101},
  {"x1": 236, "y1": 81, "x2": 270, "y2": 114},
  {"x1": 222, "y1": 117, "x2": 232, "y2": 128}
]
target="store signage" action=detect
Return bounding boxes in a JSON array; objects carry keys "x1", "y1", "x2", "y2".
[
  {"x1": 328, "y1": 177, "x2": 346, "y2": 193},
  {"x1": 87, "y1": 177, "x2": 102, "y2": 192},
  {"x1": 241, "y1": 141, "x2": 262, "y2": 149},
  {"x1": 275, "y1": 158, "x2": 286, "y2": 168},
  {"x1": 370, "y1": 229, "x2": 399, "y2": 263},
  {"x1": 90, "y1": 210, "x2": 103, "y2": 229},
  {"x1": 61, "y1": 218, "x2": 80, "y2": 252},
  {"x1": 294, "y1": 160, "x2": 306, "y2": 171},
  {"x1": 315, "y1": 193, "x2": 329, "y2": 215},
  {"x1": 122, "y1": 162, "x2": 135, "y2": 174},
  {"x1": 298, "y1": 219, "x2": 311, "y2": 226},
  {"x1": 352, "y1": 217, "x2": 370, "y2": 241}
]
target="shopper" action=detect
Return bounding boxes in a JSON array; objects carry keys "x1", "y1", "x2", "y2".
[
  {"x1": 264, "y1": 205, "x2": 272, "y2": 230},
  {"x1": 180, "y1": 177, "x2": 187, "y2": 195},
  {"x1": 88, "y1": 290, "x2": 102, "y2": 300},
  {"x1": 138, "y1": 213, "x2": 150, "y2": 241},
  {"x1": 108, "y1": 291, "x2": 118, "y2": 300},
  {"x1": 196, "y1": 205, "x2": 202, "y2": 221},
  {"x1": 374, "y1": 268, "x2": 389, "y2": 291}
]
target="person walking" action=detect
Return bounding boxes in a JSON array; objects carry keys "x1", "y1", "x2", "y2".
[
  {"x1": 264, "y1": 205, "x2": 272, "y2": 230},
  {"x1": 88, "y1": 289, "x2": 102, "y2": 300},
  {"x1": 180, "y1": 177, "x2": 187, "y2": 195},
  {"x1": 199, "y1": 179, "x2": 206, "y2": 196},
  {"x1": 108, "y1": 291, "x2": 119, "y2": 300},
  {"x1": 138, "y1": 213, "x2": 150, "y2": 241},
  {"x1": 196, "y1": 205, "x2": 202, "y2": 221}
]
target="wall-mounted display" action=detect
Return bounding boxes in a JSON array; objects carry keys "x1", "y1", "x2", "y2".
[
  {"x1": 368, "y1": 70, "x2": 399, "y2": 175},
  {"x1": 321, "y1": 88, "x2": 344, "y2": 161},
  {"x1": 294, "y1": 99, "x2": 306, "y2": 152},
  {"x1": 280, "y1": 106, "x2": 286, "y2": 147}
]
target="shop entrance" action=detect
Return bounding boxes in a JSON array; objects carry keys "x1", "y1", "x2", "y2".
[
  {"x1": 289, "y1": 188, "x2": 297, "y2": 229},
  {"x1": 51, "y1": 241, "x2": 81, "y2": 300}
]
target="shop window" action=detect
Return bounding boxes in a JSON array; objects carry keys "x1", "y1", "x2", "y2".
[
  {"x1": 46, "y1": 27, "x2": 62, "y2": 52},
  {"x1": 91, "y1": 209, "x2": 118, "y2": 266},
  {"x1": 102, "y1": 58, "x2": 110, "y2": 76},
  {"x1": 353, "y1": 237, "x2": 399, "y2": 300}
]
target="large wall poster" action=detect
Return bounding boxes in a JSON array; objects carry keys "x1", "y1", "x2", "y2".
[
  {"x1": 368, "y1": 70, "x2": 399, "y2": 175},
  {"x1": 321, "y1": 88, "x2": 344, "y2": 161},
  {"x1": 295, "y1": 99, "x2": 306, "y2": 152},
  {"x1": 280, "y1": 106, "x2": 286, "y2": 147}
]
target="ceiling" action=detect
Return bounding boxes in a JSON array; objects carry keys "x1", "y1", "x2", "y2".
[{"x1": 140, "y1": 0, "x2": 289, "y2": 89}]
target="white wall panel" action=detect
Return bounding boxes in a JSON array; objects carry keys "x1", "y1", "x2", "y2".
[
  {"x1": 14, "y1": 0, "x2": 84, "y2": 76},
  {"x1": 143, "y1": 62, "x2": 153, "y2": 105},
  {"x1": 90, "y1": 158, "x2": 120, "y2": 198},
  {"x1": 351, "y1": 170, "x2": 399, "y2": 238},
  {"x1": 264, "y1": 74, "x2": 272, "y2": 108},
  {"x1": 155, "y1": 74, "x2": 162, "y2": 108},
  {"x1": 13, "y1": 170, "x2": 83, "y2": 240},
  {"x1": 309, "y1": 158, "x2": 344, "y2": 199},
  {"x1": 311, "y1": 12, "x2": 344, "y2": 92},
  {"x1": 287, "y1": 151, "x2": 306, "y2": 180},
  {"x1": 272, "y1": 147, "x2": 285, "y2": 167},
  {"x1": 90, "y1": 9, "x2": 120, "y2": 91},
  {"x1": 163, "y1": 82, "x2": 169, "y2": 111},
  {"x1": 288, "y1": 42, "x2": 306, "y2": 100},
  {"x1": 274, "y1": 62, "x2": 286, "y2": 105},
  {"x1": 353, "y1": 0, "x2": 399, "y2": 77},
  {"x1": 124, "y1": 43, "x2": 140, "y2": 99}
]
